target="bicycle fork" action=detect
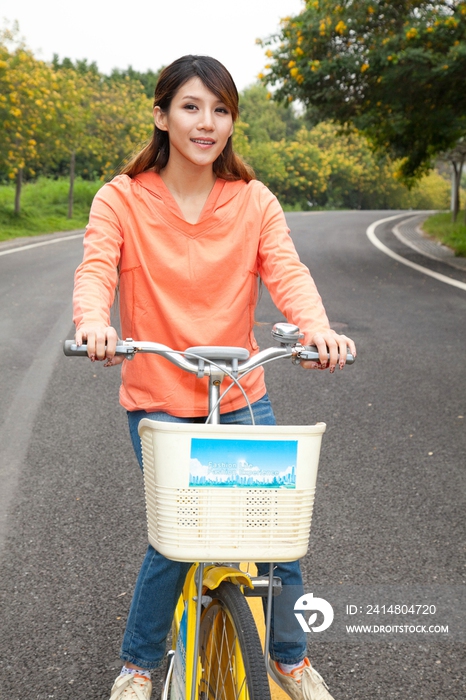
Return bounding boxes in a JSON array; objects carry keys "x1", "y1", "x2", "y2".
[{"x1": 185, "y1": 562, "x2": 276, "y2": 700}]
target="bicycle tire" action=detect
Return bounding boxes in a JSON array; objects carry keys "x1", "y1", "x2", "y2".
[{"x1": 198, "y1": 581, "x2": 271, "y2": 700}]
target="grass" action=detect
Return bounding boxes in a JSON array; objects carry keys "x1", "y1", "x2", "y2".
[
  {"x1": 422, "y1": 212, "x2": 466, "y2": 257},
  {"x1": 0, "y1": 177, "x2": 102, "y2": 242}
]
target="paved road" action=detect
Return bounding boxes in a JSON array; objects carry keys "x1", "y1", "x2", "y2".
[{"x1": 0, "y1": 213, "x2": 464, "y2": 699}]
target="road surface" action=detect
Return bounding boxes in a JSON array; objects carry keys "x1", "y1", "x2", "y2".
[{"x1": 0, "y1": 212, "x2": 464, "y2": 699}]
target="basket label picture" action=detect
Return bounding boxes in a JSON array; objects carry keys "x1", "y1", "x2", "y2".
[{"x1": 189, "y1": 438, "x2": 298, "y2": 488}]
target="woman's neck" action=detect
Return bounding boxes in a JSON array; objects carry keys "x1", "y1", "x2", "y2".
[{"x1": 159, "y1": 160, "x2": 217, "y2": 224}]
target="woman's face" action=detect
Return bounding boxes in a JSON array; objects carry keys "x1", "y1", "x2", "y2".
[{"x1": 154, "y1": 77, "x2": 234, "y2": 170}]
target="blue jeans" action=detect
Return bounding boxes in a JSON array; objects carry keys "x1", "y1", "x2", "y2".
[{"x1": 121, "y1": 394, "x2": 308, "y2": 669}]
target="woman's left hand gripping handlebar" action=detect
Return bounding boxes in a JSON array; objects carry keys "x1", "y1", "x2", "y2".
[
  {"x1": 301, "y1": 329, "x2": 356, "y2": 373},
  {"x1": 75, "y1": 324, "x2": 124, "y2": 367}
]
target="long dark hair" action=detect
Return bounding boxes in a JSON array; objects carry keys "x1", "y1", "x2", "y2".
[{"x1": 121, "y1": 55, "x2": 254, "y2": 182}]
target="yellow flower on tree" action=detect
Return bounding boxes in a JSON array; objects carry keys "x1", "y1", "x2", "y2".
[{"x1": 335, "y1": 20, "x2": 347, "y2": 35}]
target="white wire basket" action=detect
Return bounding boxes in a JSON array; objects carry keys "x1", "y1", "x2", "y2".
[{"x1": 138, "y1": 420, "x2": 326, "y2": 562}]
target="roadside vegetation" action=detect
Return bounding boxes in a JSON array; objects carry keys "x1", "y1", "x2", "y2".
[
  {"x1": 0, "y1": 178, "x2": 101, "y2": 241},
  {"x1": 260, "y1": 1, "x2": 466, "y2": 215},
  {"x1": 1, "y1": 15, "x2": 465, "y2": 255},
  {"x1": 422, "y1": 212, "x2": 466, "y2": 257},
  {"x1": 259, "y1": 0, "x2": 466, "y2": 256}
]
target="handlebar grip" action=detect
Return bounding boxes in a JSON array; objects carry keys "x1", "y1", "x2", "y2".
[
  {"x1": 63, "y1": 340, "x2": 89, "y2": 356},
  {"x1": 63, "y1": 339, "x2": 135, "y2": 357},
  {"x1": 301, "y1": 345, "x2": 355, "y2": 365}
]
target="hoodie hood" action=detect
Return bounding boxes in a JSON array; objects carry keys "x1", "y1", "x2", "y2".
[{"x1": 134, "y1": 171, "x2": 247, "y2": 226}]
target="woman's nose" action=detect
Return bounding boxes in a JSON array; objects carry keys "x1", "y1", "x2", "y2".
[{"x1": 197, "y1": 110, "x2": 214, "y2": 130}]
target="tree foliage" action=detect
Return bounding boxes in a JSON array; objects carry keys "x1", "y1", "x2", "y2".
[
  {"x1": 0, "y1": 22, "x2": 453, "y2": 216},
  {"x1": 108, "y1": 66, "x2": 161, "y2": 99},
  {"x1": 0, "y1": 23, "x2": 153, "y2": 212},
  {"x1": 259, "y1": 1, "x2": 466, "y2": 180},
  {"x1": 239, "y1": 83, "x2": 301, "y2": 142},
  {"x1": 234, "y1": 86, "x2": 451, "y2": 209},
  {"x1": 0, "y1": 26, "x2": 63, "y2": 209}
]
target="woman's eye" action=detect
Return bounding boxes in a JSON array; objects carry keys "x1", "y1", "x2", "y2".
[
  {"x1": 216, "y1": 107, "x2": 229, "y2": 114},
  {"x1": 184, "y1": 104, "x2": 197, "y2": 110}
]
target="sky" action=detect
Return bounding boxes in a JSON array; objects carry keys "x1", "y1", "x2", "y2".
[{"x1": 5, "y1": 0, "x2": 304, "y2": 91}]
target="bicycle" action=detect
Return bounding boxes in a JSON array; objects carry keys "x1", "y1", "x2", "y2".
[{"x1": 64, "y1": 322, "x2": 354, "y2": 700}]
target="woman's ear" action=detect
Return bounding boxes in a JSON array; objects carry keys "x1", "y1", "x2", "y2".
[{"x1": 153, "y1": 106, "x2": 168, "y2": 131}]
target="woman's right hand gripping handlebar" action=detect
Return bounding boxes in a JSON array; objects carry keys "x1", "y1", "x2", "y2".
[{"x1": 75, "y1": 324, "x2": 124, "y2": 367}]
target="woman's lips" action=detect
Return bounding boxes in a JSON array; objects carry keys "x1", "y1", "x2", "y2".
[{"x1": 191, "y1": 138, "x2": 216, "y2": 147}]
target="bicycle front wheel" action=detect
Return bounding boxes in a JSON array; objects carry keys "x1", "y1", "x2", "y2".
[{"x1": 198, "y1": 581, "x2": 271, "y2": 700}]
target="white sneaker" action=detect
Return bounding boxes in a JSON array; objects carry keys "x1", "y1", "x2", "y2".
[
  {"x1": 268, "y1": 657, "x2": 335, "y2": 700},
  {"x1": 109, "y1": 672, "x2": 152, "y2": 700}
]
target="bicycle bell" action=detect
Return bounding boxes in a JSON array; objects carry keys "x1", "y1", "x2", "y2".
[{"x1": 271, "y1": 323, "x2": 304, "y2": 346}]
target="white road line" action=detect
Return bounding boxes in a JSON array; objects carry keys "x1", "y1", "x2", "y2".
[
  {"x1": 0, "y1": 232, "x2": 83, "y2": 257},
  {"x1": 366, "y1": 214, "x2": 466, "y2": 292}
]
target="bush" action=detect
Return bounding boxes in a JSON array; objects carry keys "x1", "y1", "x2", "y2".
[{"x1": 399, "y1": 172, "x2": 451, "y2": 210}]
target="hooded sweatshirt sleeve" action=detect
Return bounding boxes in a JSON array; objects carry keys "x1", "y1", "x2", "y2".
[
  {"x1": 255, "y1": 183, "x2": 331, "y2": 344},
  {"x1": 73, "y1": 177, "x2": 127, "y2": 329}
]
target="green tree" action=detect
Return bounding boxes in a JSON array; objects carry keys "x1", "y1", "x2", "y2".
[
  {"x1": 260, "y1": 1, "x2": 466, "y2": 180},
  {"x1": 232, "y1": 119, "x2": 251, "y2": 160},
  {"x1": 235, "y1": 114, "x2": 449, "y2": 210},
  {"x1": 52, "y1": 54, "x2": 99, "y2": 75},
  {"x1": 399, "y1": 169, "x2": 451, "y2": 208},
  {"x1": 84, "y1": 76, "x2": 153, "y2": 181},
  {"x1": 50, "y1": 63, "x2": 153, "y2": 214},
  {"x1": 50, "y1": 55, "x2": 156, "y2": 182},
  {"x1": 303, "y1": 121, "x2": 402, "y2": 208},
  {"x1": 439, "y1": 138, "x2": 466, "y2": 220},
  {"x1": 52, "y1": 68, "x2": 101, "y2": 217},
  {"x1": 108, "y1": 66, "x2": 162, "y2": 99},
  {"x1": 243, "y1": 128, "x2": 330, "y2": 207},
  {"x1": 239, "y1": 83, "x2": 301, "y2": 142},
  {"x1": 0, "y1": 24, "x2": 62, "y2": 212}
]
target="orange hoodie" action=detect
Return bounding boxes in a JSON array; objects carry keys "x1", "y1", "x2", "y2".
[{"x1": 73, "y1": 172, "x2": 330, "y2": 416}]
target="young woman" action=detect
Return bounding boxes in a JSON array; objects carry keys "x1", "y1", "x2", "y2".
[{"x1": 73, "y1": 55, "x2": 356, "y2": 700}]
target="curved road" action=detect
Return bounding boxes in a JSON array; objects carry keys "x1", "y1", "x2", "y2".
[{"x1": 0, "y1": 212, "x2": 464, "y2": 699}]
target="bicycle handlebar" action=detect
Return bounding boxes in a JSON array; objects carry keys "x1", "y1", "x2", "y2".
[{"x1": 63, "y1": 323, "x2": 355, "y2": 377}]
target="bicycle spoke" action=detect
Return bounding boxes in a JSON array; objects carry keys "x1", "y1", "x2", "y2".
[
  {"x1": 200, "y1": 604, "x2": 248, "y2": 699},
  {"x1": 198, "y1": 582, "x2": 270, "y2": 700}
]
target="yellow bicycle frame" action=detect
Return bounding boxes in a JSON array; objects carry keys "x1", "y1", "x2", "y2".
[{"x1": 171, "y1": 563, "x2": 253, "y2": 699}]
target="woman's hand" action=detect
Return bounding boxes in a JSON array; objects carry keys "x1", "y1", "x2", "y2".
[
  {"x1": 301, "y1": 329, "x2": 356, "y2": 373},
  {"x1": 75, "y1": 324, "x2": 124, "y2": 366}
]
